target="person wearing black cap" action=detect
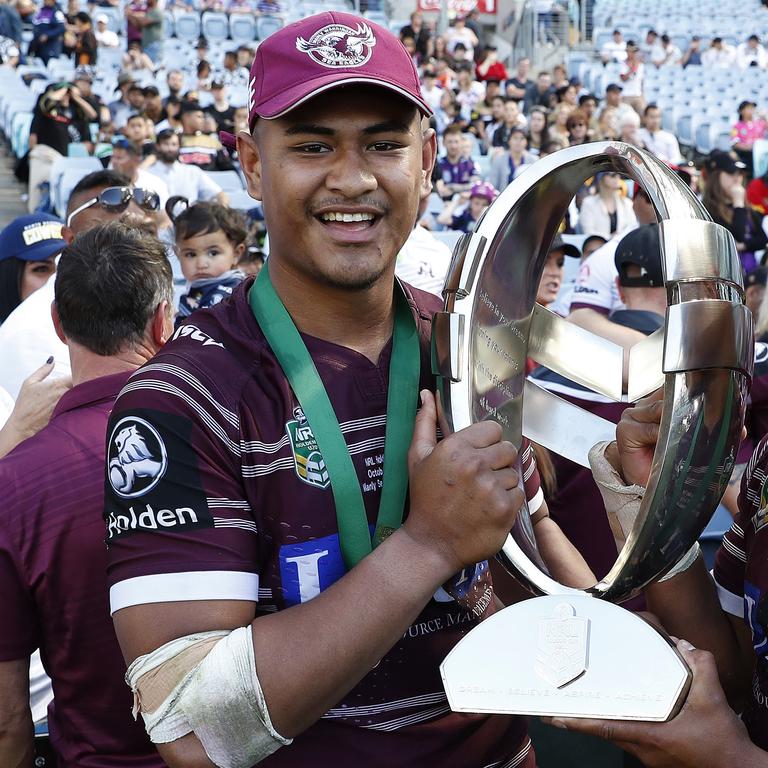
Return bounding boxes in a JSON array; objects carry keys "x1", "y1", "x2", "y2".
[
  {"x1": 702, "y1": 150, "x2": 767, "y2": 272},
  {"x1": 178, "y1": 100, "x2": 235, "y2": 172},
  {"x1": 745, "y1": 266, "x2": 768, "y2": 324},
  {"x1": 530, "y1": 224, "x2": 666, "y2": 583},
  {"x1": 602, "y1": 81, "x2": 635, "y2": 128},
  {"x1": 535, "y1": 233, "x2": 581, "y2": 310}
]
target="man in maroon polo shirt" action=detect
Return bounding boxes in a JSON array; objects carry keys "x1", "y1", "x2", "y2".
[
  {"x1": 102, "y1": 12, "x2": 593, "y2": 768},
  {"x1": 0, "y1": 222, "x2": 171, "y2": 765}
]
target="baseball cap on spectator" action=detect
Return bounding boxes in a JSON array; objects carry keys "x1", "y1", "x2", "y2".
[
  {"x1": 223, "y1": 12, "x2": 432, "y2": 149},
  {"x1": 550, "y1": 233, "x2": 581, "y2": 259},
  {"x1": 746, "y1": 266, "x2": 768, "y2": 289},
  {"x1": 96, "y1": 13, "x2": 107, "y2": 23},
  {"x1": 0, "y1": 213, "x2": 66, "y2": 264},
  {"x1": 470, "y1": 182, "x2": 498, "y2": 203},
  {"x1": 143, "y1": 85, "x2": 160, "y2": 97},
  {"x1": 582, "y1": 234, "x2": 608, "y2": 253},
  {"x1": 614, "y1": 224, "x2": 663, "y2": 287},
  {"x1": 606, "y1": 83, "x2": 623, "y2": 93},
  {"x1": 706, "y1": 150, "x2": 747, "y2": 174},
  {"x1": 180, "y1": 99, "x2": 204, "y2": 115},
  {"x1": 156, "y1": 128, "x2": 178, "y2": 142},
  {"x1": 211, "y1": 79, "x2": 225, "y2": 89},
  {"x1": 74, "y1": 66, "x2": 93, "y2": 82},
  {"x1": 116, "y1": 72, "x2": 135, "y2": 89}
]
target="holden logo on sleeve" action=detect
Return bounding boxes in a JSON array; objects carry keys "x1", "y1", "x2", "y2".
[
  {"x1": 295, "y1": 22, "x2": 376, "y2": 69},
  {"x1": 108, "y1": 417, "x2": 168, "y2": 498}
]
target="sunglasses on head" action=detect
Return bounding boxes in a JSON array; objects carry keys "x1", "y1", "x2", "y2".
[{"x1": 66, "y1": 186, "x2": 160, "y2": 227}]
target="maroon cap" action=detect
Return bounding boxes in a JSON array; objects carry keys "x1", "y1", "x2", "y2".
[{"x1": 247, "y1": 12, "x2": 431, "y2": 126}]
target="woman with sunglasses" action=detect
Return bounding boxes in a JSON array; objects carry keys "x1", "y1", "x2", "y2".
[{"x1": 0, "y1": 213, "x2": 66, "y2": 325}]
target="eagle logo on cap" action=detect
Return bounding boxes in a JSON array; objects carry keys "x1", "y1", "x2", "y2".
[{"x1": 296, "y1": 22, "x2": 376, "y2": 69}]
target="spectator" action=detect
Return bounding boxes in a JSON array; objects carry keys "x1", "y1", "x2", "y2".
[
  {"x1": 126, "y1": 0, "x2": 162, "y2": 64},
  {"x1": 578, "y1": 172, "x2": 637, "y2": 239},
  {"x1": 220, "y1": 48, "x2": 249, "y2": 88},
  {"x1": 527, "y1": 105, "x2": 549, "y2": 155},
  {"x1": 491, "y1": 98, "x2": 527, "y2": 152},
  {"x1": 164, "y1": 69, "x2": 184, "y2": 106},
  {"x1": 72, "y1": 10, "x2": 96, "y2": 64},
  {"x1": 745, "y1": 267, "x2": 767, "y2": 323},
  {"x1": 454, "y1": 64, "x2": 484, "y2": 122},
  {"x1": 148, "y1": 128, "x2": 228, "y2": 205},
  {"x1": 94, "y1": 13, "x2": 118, "y2": 46},
  {"x1": 227, "y1": 0, "x2": 253, "y2": 13},
  {"x1": 121, "y1": 39, "x2": 155, "y2": 72},
  {"x1": 435, "y1": 125, "x2": 480, "y2": 200},
  {"x1": 420, "y1": 67, "x2": 442, "y2": 113},
  {"x1": 196, "y1": 58, "x2": 212, "y2": 90},
  {"x1": 489, "y1": 126, "x2": 535, "y2": 192},
  {"x1": 566, "y1": 108, "x2": 590, "y2": 146},
  {"x1": 171, "y1": 201, "x2": 246, "y2": 324},
  {"x1": 703, "y1": 150, "x2": 767, "y2": 273},
  {"x1": 235, "y1": 44, "x2": 254, "y2": 70},
  {"x1": 736, "y1": 33, "x2": 768, "y2": 69},
  {"x1": 445, "y1": 15, "x2": 478, "y2": 61},
  {"x1": 28, "y1": 82, "x2": 98, "y2": 211},
  {"x1": 651, "y1": 33, "x2": 682, "y2": 67},
  {"x1": 124, "y1": 0, "x2": 145, "y2": 47},
  {"x1": 547, "y1": 102, "x2": 573, "y2": 145},
  {"x1": 579, "y1": 93, "x2": 599, "y2": 135},
  {"x1": 601, "y1": 82, "x2": 636, "y2": 129},
  {"x1": 122, "y1": 113, "x2": 154, "y2": 161},
  {"x1": 640, "y1": 28, "x2": 660, "y2": 62},
  {"x1": 437, "y1": 181, "x2": 497, "y2": 233},
  {"x1": 483, "y1": 94, "x2": 506, "y2": 150},
  {"x1": 601, "y1": 28, "x2": 627, "y2": 64},
  {"x1": 551, "y1": 63, "x2": 569, "y2": 89},
  {"x1": 0, "y1": 214, "x2": 64, "y2": 324},
  {"x1": 506, "y1": 57, "x2": 537, "y2": 113},
  {"x1": 476, "y1": 45, "x2": 508, "y2": 82},
  {"x1": 619, "y1": 41, "x2": 644, "y2": 114},
  {"x1": 142, "y1": 84, "x2": 163, "y2": 123},
  {"x1": 731, "y1": 99, "x2": 767, "y2": 173},
  {"x1": 29, "y1": 0, "x2": 66, "y2": 64},
  {"x1": 531, "y1": 70, "x2": 556, "y2": 109},
  {"x1": 556, "y1": 82, "x2": 579, "y2": 108},
  {"x1": 596, "y1": 105, "x2": 619, "y2": 140},
  {"x1": 0, "y1": 223, "x2": 172, "y2": 768},
  {"x1": 399, "y1": 10, "x2": 430, "y2": 61},
  {"x1": 638, "y1": 103, "x2": 683, "y2": 164},
  {"x1": 109, "y1": 73, "x2": 137, "y2": 129},
  {"x1": 207, "y1": 80, "x2": 234, "y2": 132},
  {"x1": 255, "y1": 0, "x2": 282, "y2": 14},
  {"x1": 702, "y1": 35, "x2": 736, "y2": 67},
  {"x1": 747, "y1": 168, "x2": 768, "y2": 214},
  {"x1": 178, "y1": 100, "x2": 235, "y2": 172},
  {"x1": 0, "y1": 0, "x2": 22, "y2": 46},
  {"x1": 618, "y1": 109, "x2": 643, "y2": 147},
  {"x1": 0, "y1": 33, "x2": 19, "y2": 64},
  {"x1": 536, "y1": 234, "x2": 581, "y2": 309},
  {"x1": 154, "y1": 94, "x2": 182, "y2": 133},
  {"x1": 681, "y1": 35, "x2": 703, "y2": 67},
  {"x1": 110, "y1": 138, "x2": 169, "y2": 209}
]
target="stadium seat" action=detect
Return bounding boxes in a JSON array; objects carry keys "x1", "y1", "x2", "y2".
[
  {"x1": 201, "y1": 11, "x2": 229, "y2": 42},
  {"x1": 10, "y1": 112, "x2": 33, "y2": 158},
  {"x1": 164, "y1": 10, "x2": 176, "y2": 37},
  {"x1": 229, "y1": 13, "x2": 257, "y2": 44},
  {"x1": 50, "y1": 159, "x2": 103, "y2": 218},
  {"x1": 256, "y1": 15, "x2": 283, "y2": 40},
  {"x1": 226, "y1": 189, "x2": 258, "y2": 211},
  {"x1": 205, "y1": 170, "x2": 245, "y2": 192},
  {"x1": 174, "y1": 12, "x2": 201, "y2": 41}
]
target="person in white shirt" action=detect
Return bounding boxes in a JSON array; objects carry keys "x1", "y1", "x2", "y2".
[
  {"x1": 94, "y1": 14, "x2": 119, "y2": 48},
  {"x1": 420, "y1": 67, "x2": 443, "y2": 114},
  {"x1": 454, "y1": 64, "x2": 485, "y2": 122},
  {"x1": 618, "y1": 41, "x2": 644, "y2": 114},
  {"x1": 702, "y1": 36, "x2": 736, "y2": 68},
  {"x1": 110, "y1": 138, "x2": 170, "y2": 210},
  {"x1": 147, "y1": 129, "x2": 228, "y2": 205},
  {"x1": 578, "y1": 172, "x2": 637, "y2": 241},
  {"x1": 602, "y1": 83, "x2": 636, "y2": 130},
  {"x1": 640, "y1": 29, "x2": 661, "y2": 63},
  {"x1": 651, "y1": 34, "x2": 682, "y2": 67},
  {"x1": 638, "y1": 104, "x2": 683, "y2": 164},
  {"x1": 736, "y1": 34, "x2": 768, "y2": 69},
  {"x1": 601, "y1": 29, "x2": 627, "y2": 64},
  {"x1": 445, "y1": 15, "x2": 478, "y2": 61}
]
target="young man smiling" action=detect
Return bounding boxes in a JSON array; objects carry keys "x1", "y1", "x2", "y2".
[{"x1": 101, "y1": 13, "x2": 590, "y2": 767}]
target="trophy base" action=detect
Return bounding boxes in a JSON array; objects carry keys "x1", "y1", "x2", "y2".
[{"x1": 440, "y1": 595, "x2": 691, "y2": 721}]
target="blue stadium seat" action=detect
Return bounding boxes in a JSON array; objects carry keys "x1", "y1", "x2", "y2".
[
  {"x1": 227, "y1": 189, "x2": 258, "y2": 211},
  {"x1": 201, "y1": 11, "x2": 229, "y2": 42},
  {"x1": 174, "y1": 11, "x2": 201, "y2": 41},
  {"x1": 256, "y1": 15, "x2": 283, "y2": 40},
  {"x1": 229, "y1": 13, "x2": 257, "y2": 44},
  {"x1": 164, "y1": 10, "x2": 176, "y2": 37}
]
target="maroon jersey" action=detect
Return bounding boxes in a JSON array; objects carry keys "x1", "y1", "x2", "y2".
[
  {"x1": 0, "y1": 372, "x2": 162, "y2": 768},
  {"x1": 714, "y1": 435, "x2": 768, "y2": 751},
  {"x1": 105, "y1": 279, "x2": 539, "y2": 767}
]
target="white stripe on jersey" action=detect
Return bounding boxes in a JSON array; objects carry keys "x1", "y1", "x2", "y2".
[
  {"x1": 213, "y1": 518, "x2": 258, "y2": 533},
  {"x1": 483, "y1": 739, "x2": 532, "y2": 768},
  {"x1": 241, "y1": 456, "x2": 296, "y2": 477},
  {"x1": 324, "y1": 691, "x2": 448, "y2": 718},
  {"x1": 360, "y1": 703, "x2": 451, "y2": 731},
  {"x1": 109, "y1": 570, "x2": 259, "y2": 614},
  {"x1": 720, "y1": 535, "x2": 747, "y2": 563},
  {"x1": 527, "y1": 487, "x2": 544, "y2": 515},
  {"x1": 120, "y1": 379, "x2": 240, "y2": 456},
  {"x1": 207, "y1": 498, "x2": 252, "y2": 509},
  {"x1": 140, "y1": 363, "x2": 239, "y2": 426},
  {"x1": 348, "y1": 436, "x2": 386, "y2": 456}
]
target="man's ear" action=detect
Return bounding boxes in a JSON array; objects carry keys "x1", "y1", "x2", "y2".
[
  {"x1": 420, "y1": 125, "x2": 437, "y2": 202},
  {"x1": 61, "y1": 225, "x2": 75, "y2": 244},
  {"x1": 151, "y1": 300, "x2": 174, "y2": 348},
  {"x1": 237, "y1": 131, "x2": 263, "y2": 202},
  {"x1": 51, "y1": 302, "x2": 67, "y2": 344}
]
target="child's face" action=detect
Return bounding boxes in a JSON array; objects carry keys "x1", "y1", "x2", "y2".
[{"x1": 177, "y1": 229, "x2": 239, "y2": 282}]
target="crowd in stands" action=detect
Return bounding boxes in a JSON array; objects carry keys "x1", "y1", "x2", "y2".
[{"x1": 4, "y1": 2, "x2": 768, "y2": 765}]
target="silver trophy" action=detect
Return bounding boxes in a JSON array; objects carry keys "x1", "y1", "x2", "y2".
[{"x1": 434, "y1": 142, "x2": 754, "y2": 721}]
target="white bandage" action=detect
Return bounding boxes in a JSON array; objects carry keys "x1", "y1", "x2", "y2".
[
  {"x1": 126, "y1": 627, "x2": 292, "y2": 768},
  {"x1": 588, "y1": 440, "x2": 646, "y2": 550}
]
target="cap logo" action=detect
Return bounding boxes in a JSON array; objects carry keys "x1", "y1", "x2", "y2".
[
  {"x1": 22, "y1": 221, "x2": 62, "y2": 246},
  {"x1": 295, "y1": 22, "x2": 376, "y2": 69}
]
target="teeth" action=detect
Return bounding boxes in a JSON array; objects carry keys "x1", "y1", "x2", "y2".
[{"x1": 320, "y1": 212, "x2": 375, "y2": 222}]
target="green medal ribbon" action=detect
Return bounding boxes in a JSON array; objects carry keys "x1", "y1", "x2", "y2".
[{"x1": 249, "y1": 264, "x2": 421, "y2": 569}]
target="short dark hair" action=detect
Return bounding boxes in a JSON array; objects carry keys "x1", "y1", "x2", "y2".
[
  {"x1": 644, "y1": 103, "x2": 661, "y2": 116},
  {"x1": 74, "y1": 11, "x2": 91, "y2": 23},
  {"x1": 55, "y1": 223, "x2": 173, "y2": 356},
  {"x1": 173, "y1": 202, "x2": 247, "y2": 248},
  {"x1": 67, "y1": 169, "x2": 131, "y2": 215}
]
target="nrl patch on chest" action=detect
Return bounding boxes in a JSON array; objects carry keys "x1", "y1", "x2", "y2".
[{"x1": 286, "y1": 406, "x2": 330, "y2": 489}]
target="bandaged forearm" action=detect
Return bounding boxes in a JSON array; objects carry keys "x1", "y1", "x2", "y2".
[
  {"x1": 125, "y1": 627, "x2": 292, "y2": 768},
  {"x1": 588, "y1": 440, "x2": 645, "y2": 549}
]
